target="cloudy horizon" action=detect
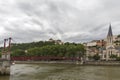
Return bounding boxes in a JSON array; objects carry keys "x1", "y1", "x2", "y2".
[{"x1": 0, "y1": 0, "x2": 120, "y2": 44}]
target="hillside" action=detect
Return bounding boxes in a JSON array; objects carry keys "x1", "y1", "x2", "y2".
[{"x1": 0, "y1": 41, "x2": 86, "y2": 58}]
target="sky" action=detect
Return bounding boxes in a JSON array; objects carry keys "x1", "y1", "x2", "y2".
[{"x1": 0, "y1": 0, "x2": 120, "y2": 44}]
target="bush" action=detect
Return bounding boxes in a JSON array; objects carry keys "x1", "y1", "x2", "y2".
[
  {"x1": 110, "y1": 54, "x2": 117, "y2": 59},
  {"x1": 88, "y1": 55, "x2": 93, "y2": 60},
  {"x1": 93, "y1": 54, "x2": 100, "y2": 60},
  {"x1": 116, "y1": 57, "x2": 120, "y2": 61}
]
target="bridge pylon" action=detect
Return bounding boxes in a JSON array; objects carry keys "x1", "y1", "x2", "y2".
[{"x1": 0, "y1": 37, "x2": 12, "y2": 75}]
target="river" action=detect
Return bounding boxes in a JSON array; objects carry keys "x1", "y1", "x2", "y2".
[{"x1": 0, "y1": 63, "x2": 120, "y2": 80}]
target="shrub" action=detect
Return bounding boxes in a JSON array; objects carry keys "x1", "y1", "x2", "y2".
[
  {"x1": 93, "y1": 54, "x2": 100, "y2": 60},
  {"x1": 116, "y1": 57, "x2": 120, "y2": 61}
]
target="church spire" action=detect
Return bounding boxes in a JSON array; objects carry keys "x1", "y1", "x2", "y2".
[{"x1": 107, "y1": 24, "x2": 113, "y2": 37}]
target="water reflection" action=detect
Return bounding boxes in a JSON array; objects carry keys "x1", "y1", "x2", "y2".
[
  {"x1": 1, "y1": 64, "x2": 120, "y2": 80},
  {"x1": 0, "y1": 76, "x2": 10, "y2": 80}
]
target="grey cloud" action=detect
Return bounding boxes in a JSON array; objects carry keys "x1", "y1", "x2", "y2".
[{"x1": 0, "y1": 0, "x2": 119, "y2": 44}]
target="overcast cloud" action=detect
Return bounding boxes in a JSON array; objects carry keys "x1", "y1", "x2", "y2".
[{"x1": 0, "y1": 0, "x2": 120, "y2": 44}]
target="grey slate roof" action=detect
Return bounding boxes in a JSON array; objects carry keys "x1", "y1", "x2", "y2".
[
  {"x1": 115, "y1": 47, "x2": 120, "y2": 51},
  {"x1": 107, "y1": 24, "x2": 113, "y2": 37}
]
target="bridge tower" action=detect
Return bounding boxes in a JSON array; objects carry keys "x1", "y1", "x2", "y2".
[{"x1": 0, "y1": 37, "x2": 12, "y2": 75}]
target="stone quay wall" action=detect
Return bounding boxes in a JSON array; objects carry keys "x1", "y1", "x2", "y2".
[
  {"x1": 0, "y1": 61, "x2": 10, "y2": 75},
  {"x1": 84, "y1": 61, "x2": 120, "y2": 66}
]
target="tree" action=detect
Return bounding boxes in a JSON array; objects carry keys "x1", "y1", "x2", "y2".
[
  {"x1": 11, "y1": 49, "x2": 26, "y2": 57},
  {"x1": 10, "y1": 42, "x2": 86, "y2": 60},
  {"x1": 116, "y1": 57, "x2": 120, "y2": 61},
  {"x1": 110, "y1": 54, "x2": 117, "y2": 59},
  {"x1": 93, "y1": 54, "x2": 100, "y2": 60},
  {"x1": 76, "y1": 45, "x2": 85, "y2": 58},
  {"x1": 88, "y1": 55, "x2": 93, "y2": 60},
  {"x1": 117, "y1": 34, "x2": 120, "y2": 38},
  {"x1": 0, "y1": 52, "x2": 1, "y2": 57}
]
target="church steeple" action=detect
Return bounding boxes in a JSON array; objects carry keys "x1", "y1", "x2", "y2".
[
  {"x1": 105, "y1": 24, "x2": 114, "y2": 61},
  {"x1": 107, "y1": 24, "x2": 113, "y2": 37},
  {"x1": 107, "y1": 24, "x2": 113, "y2": 44}
]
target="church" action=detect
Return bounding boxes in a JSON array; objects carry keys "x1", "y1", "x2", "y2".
[{"x1": 102, "y1": 24, "x2": 120, "y2": 60}]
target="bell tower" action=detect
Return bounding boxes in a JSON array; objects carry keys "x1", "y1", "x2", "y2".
[{"x1": 106, "y1": 24, "x2": 114, "y2": 60}]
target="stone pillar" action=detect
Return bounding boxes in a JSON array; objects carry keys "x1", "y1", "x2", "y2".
[{"x1": 0, "y1": 61, "x2": 10, "y2": 75}]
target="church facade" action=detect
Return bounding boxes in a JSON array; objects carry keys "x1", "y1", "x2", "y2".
[
  {"x1": 102, "y1": 24, "x2": 120, "y2": 60},
  {"x1": 85, "y1": 24, "x2": 120, "y2": 61}
]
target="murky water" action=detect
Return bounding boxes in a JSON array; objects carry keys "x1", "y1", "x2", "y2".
[{"x1": 0, "y1": 64, "x2": 120, "y2": 80}]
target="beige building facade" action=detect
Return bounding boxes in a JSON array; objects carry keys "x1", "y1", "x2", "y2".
[
  {"x1": 102, "y1": 24, "x2": 120, "y2": 60},
  {"x1": 85, "y1": 24, "x2": 120, "y2": 60}
]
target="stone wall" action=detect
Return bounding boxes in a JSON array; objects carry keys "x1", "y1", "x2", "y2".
[
  {"x1": 84, "y1": 61, "x2": 120, "y2": 66},
  {"x1": 0, "y1": 61, "x2": 10, "y2": 75}
]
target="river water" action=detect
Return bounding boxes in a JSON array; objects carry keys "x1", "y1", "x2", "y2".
[{"x1": 0, "y1": 64, "x2": 120, "y2": 80}]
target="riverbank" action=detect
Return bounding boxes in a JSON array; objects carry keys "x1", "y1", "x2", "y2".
[
  {"x1": 13, "y1": 61, "x2": 120, "y2": 66},
  {"x1": 13, "y1": 61, "x2": 83, "y2": 65},
  {"x1": 84, "y1": 61, "x2": 120, "y2": 66},
  {"x1": 2, "y1": 64, "x2": 120, "y2": 80},
  {"x1": 0, "y1": 61, "x2": 10, "y2": 75}
]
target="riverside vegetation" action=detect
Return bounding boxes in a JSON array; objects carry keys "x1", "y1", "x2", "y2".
[
  {"x1": 0, "y1": 40, "x2": 120, "y2": 61},
  {"x1": 0, "y1": 41, "x2": 86, "y2": 59}
]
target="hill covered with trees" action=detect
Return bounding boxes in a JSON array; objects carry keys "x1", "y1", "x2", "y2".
[{"x1": 0, "y1": 41, "x2": 86, "y2": 60}]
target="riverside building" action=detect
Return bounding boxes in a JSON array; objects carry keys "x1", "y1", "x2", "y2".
[{"x1": 85, "y1": 24, "x2": 120, "y2": 61}]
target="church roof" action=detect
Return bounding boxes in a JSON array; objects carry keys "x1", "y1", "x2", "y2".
[
  {"x1": 107, "y1": 24, "x2": 113, "y2": 37},
  {"x1": 115, "y1": 47, "x2": 120, "y2": 51},
  {"x1": 108, "y1": 46, "x2": 114, "y2": 49}
]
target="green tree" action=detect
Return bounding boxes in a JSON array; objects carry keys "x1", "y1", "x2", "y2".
[
  {"x1": 88, "y1": 55, "x2": 93, "y2": 60},
  {"x1": 10, "y1": 42, "x2": 86, "y2": 60},
  {"x1": 93, "y1": 54, "x2": 100, "y2": 60},
  {"x1": 117, "y1": 34, "x2": 120, "y2": 38},
  {"x1": 11, "y1": 49, "x2": 25, "y2": 57},
  {"x1": 0, "y1": 52, "x2": 1, "y2": 57},
  {"x1": 116, "y1": 57, "x2": 120, "y2": 61},
  {"x1": 110, "y1": 54, "x2": 117, "y2": 59}
]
